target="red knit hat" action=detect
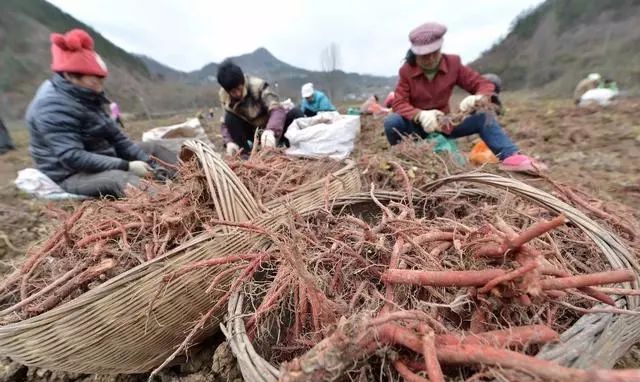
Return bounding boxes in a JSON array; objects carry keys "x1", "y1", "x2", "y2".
[{"x1": 50, "y1": 29, "x2": 108, "y2": 77}]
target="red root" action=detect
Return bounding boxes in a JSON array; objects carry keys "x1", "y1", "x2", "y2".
[
  {"x1": 28, "y1": 258, "x2": 116, "y2": 314},
  {"x1": 539, "y1": 270, "x2": 635, "y2": 290},
  {"x1": 382, "y1": 269, "x2": 506, "y2": 287}
]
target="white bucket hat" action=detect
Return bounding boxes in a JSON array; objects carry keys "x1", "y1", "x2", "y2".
[{"x1": 301, "y1": 82, "x2": 314, "y2": 98}]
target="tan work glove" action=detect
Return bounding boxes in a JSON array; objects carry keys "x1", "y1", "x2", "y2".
[
  {"x1": 415, "y1": 110, "x2": 444, "y2": 133},
  {"x1": 260, "y1": 130, "x2": 276, "y2": 148},
  {"x1": 128, "y1": 161, "x2": 152, "y2": 177},
  {"x1": 225, "y1": 142, "x2": 240, "y2": 156},
  {"x1": 459, "y1": 95, "x2": 485, "y2": 113}
]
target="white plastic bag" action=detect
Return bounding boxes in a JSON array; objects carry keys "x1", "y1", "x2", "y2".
[
  {"x1": 14, "y1": 168, "x2": 88, "y2": 200},
  {"x1": 284, "y1": 112, "x2": 360, "y2": 160},
  {"x1": 142, "y1": 118, "x2": 210, "y2": 152},
  {"x1": 579, "y1": 88, "x2": 618, "y2": 106}
]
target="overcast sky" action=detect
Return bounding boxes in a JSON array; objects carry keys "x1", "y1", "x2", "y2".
[{"x1": 46, "y1": 0, "x2": 544, "y2": 76}]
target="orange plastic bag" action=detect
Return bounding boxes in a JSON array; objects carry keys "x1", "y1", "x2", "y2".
[{"x1": 469, "y1": 140, "x2": 499, "y2": 165}]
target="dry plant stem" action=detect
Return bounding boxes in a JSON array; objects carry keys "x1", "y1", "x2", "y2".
[
  {"x1": 392, "y1": 360, "x2": 428, "y2": 382},
  {"x1": 478, "y1": 261, "x2": 539, "y2": 294},
  {"x1": 389, "y1": 161, "x2": 413, "y2": 210},
  {"x1": 550, "y1": 180, "x2": 637, "y2": 239},
  {"x1": 422, "y1": 330, "x2": 444, "y2": 382},
  {"x1": 366, "y1": 310, "x2": 447, "y2": 334},
  {"x1": 381, "y1": 237, "x2": 404, "y2": 315},
  {"x1": 75, "y1": 222, "x2": 144, "y2": 248},
  {"x1": 595, "y1": 287, "x2": 640, "y2": 296},
  {"x1": 28, "y1": 259, "x2": 116, "y2": 314},
  {"x1": 164, "y1": 252, "x2": 267, "y2": 281},
  {"x1": 246, "y1": 269, "x2": 292, "y2": 330},
  {"x1": 149, "y1": 155, "x2": 180, "y2": 171},
  {"x1": 280, "y1": 234, "x2": 341, "y2": 324},
  {"x1": 370, "y1": 183, "x2": 395, "y2": 218},
  {"x1": 540, "y1": 266, "x2": 616, "y2": 306},
  {"x1": 539, "y1": 270, "x2": 635, "y2": 290},
  {"x1": 382, "y1": 269, "x2": 506, "y2": 287},
  {"x1": 506, "y1": 215, "x2": 567, "y2": 251},
  {"x1": 0, "y1": 262, "x2": 85, "y2": 317},
  {"x1": 20, "y1": 205, "x2": 87, "y2": 274},
  {"x1": 205, "y1": 264, "x2": 247, "y2": 294},
  {"x1": 434, "y1": 325, "x2": 558, "y2": 348},
  {"x1": 348, "y1": 281, "x2": 369, "y2": 312}
]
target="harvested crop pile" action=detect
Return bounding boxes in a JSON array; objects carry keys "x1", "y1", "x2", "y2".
[
  {"x1": 207, "y1": 185, "x2": 639, "y2": 381},
  {"x1": 0, "y1": 149, "x2": 347, "y2": 324},
  {"x1": 227, "y1": 149, "x2": 344, "y2": 203},
  {"x1": 0, "y1": 160, "x2": 212, "y2": 322}
]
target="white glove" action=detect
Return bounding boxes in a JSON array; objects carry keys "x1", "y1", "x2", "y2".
[
  {"x1": 225, "y1": 142, "x2": 240, "y2": 156},
  {"x1": 260, "y1": 130, "x2": 276, "y2": 148},
  {"x1": 459, "y1": 95, "x2": 485, "y2": 113},
  {"x1": 415, "y1": 110, "x2": 444, "y2": 133},
  {"x1": 128, "y1": 161, "x2": 152, "y2": 177}
]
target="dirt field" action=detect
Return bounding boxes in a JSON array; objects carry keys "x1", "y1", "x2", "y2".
[{"x1": 0, "y1": 97, "x2": 639, "y2": 380}]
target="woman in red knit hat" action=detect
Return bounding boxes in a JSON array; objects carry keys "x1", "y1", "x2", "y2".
[
  {"x1": 385, "y1": 22, "x2": 546, "y2": 173},
  {"x1": 26, "y1": 29, "x2": 176, "y2": 198}
]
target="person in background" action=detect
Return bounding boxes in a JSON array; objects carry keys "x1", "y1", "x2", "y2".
[
  {"x1": 360, "y1": 94, "x2": 390, "y2": 116},
  {"x1": 217, "y1": 60, "x2": 304, "y2": 156},
  {"x1": 300, "y1": 83, "x2": 336, "y2": 117},
  {"x1": 0, "y1": 116, "x2": 16, "y2": 155},
  {"x1": 384, "y1": 22, "x2": 544, "y2": 173},
  {"x1": 600, "y1": 78, "x2": 619, "y2": 92},
  {"x1": 26, "y1": 29, "x2": 176, "y2": 198},
  {"x1": 481, "y1": 73, "x2": 504, "y2": 115},
  {"x1": 574, "y1": 73, "x2": 602, "y2": 105},
  {"x1": 109, "y1": 101, "x2": 125, "y2": 128}
]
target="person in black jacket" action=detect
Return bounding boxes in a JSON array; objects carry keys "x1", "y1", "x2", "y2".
[{"x1": 26, "y1": 29, "x2": 176, "y2": 198}]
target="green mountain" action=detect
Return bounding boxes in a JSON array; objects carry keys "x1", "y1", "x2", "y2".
[
  {"x1": 142, "y1": 47, "x2": 397, "y2": 102},
  {"x1": 0, "y1": 0, "x2": 151, "y2": 119},
  {"x1": 472, "y1": 0, "x2": 640, "y2": 95}
]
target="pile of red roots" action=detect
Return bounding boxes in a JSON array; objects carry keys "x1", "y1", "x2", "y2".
[
  {"x1": 182, "y1": 181, "x2": 639, "y2": 381},
  {"x1": 0, "y1": 152, "x2": 345, "y2": 323}
]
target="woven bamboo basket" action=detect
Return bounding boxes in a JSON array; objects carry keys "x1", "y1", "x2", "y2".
[
  {"x1": 0, "y1": 140, "x2": 362, "y2": 374},
  {"x1": 222, "y1": 173, "x2": 640, "y2": 382}
]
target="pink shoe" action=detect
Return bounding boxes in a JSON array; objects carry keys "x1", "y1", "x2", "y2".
[{"x1": 500, "y1": 154, "x2": 548, "y2": 173}]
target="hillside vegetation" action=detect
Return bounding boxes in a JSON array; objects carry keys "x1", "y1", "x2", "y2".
[{"x1": 472, "y1": 0, "x2": 640, "y2": 95}]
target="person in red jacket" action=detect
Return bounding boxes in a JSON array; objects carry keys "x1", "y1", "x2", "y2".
[{"x1": 385, "y1": 22, "x2": 544, "y2": 172}]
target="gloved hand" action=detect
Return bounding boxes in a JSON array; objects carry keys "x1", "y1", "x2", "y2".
[
  {"x1": 260, "y1": 130, "x2": 276, "y2": 148},
  {"x1": 128, "y1": 161, "x2": 152, "y2": 177},
  {"x1": 415, "y1": 110, "x2": 444, "y2": 133},
  {"x1": 225, "y1": 142, "x2": 240, "y2": 156},
  {"x1": 459, "y1": 95, "x2": 486, "y2": 113}
]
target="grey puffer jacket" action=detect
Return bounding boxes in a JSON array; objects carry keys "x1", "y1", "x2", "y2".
[{"x1": 26, "y1": 74, "x2": 148, "y2": 183}]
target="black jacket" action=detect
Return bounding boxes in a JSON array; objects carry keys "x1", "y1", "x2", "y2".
[{"x1": 26, "y1": 74, "x2": 148, "y2": 182}]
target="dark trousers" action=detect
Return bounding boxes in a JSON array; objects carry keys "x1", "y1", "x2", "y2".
[
  {"x1": 383, "y1": 112, "x2": 519, "y2": 160},
  {"x1": 59, "y1": 141, "x2": 178, "y2": 198},
  {"x1": 225, "y1": 107, "x2": 304, "y2": 152},
  {"x1": 303, "y1": 109, "x2": 317, "y2": 117},
  {"x1": 0, "y1": 118, "x2": 15, "y2": 155}
]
